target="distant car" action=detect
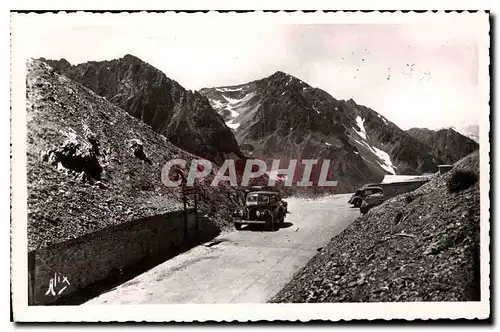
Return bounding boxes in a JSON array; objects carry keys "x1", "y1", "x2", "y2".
[
  {"x1": 348, "y1": 188, "x2": 365, "y2": 207},
  {"x1": 359, "y1": 187, "x2": 384, "y2": 214},
  {"x1": 233, "y1": 191, "x2": 287, "y2": 231},
  {"x1": 348, "y1": 185, "x2": 380, "y2": 207}
]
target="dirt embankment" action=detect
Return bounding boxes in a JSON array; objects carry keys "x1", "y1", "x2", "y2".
[{"x1": 271, "y1": 151, "x2": 481, "y2": 302}]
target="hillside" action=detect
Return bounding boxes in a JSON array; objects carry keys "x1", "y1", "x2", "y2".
[
  {"x1": 200, "y1": 72, "x2": 443, "y2": 193},
  {"x1": 26, "y1": 59, "x2": 244, "y2": 251},
  {"x1": 271, "y1": 151, "x2": 480, "y2": 302},
  {"x1": 407, "y1": 127, "x2": 479, "y2": 164},
  {"x1": 40, "y1": 55, "x2": 244, "y2": 165}
]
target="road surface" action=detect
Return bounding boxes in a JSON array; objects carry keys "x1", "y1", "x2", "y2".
[{"x1": 84, "y1": 194, "x2": 359, "y2": 304}]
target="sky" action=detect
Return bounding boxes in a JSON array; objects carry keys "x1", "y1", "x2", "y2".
[{"x1": 12, "y1": 12, "x2": 488, "y2": 130}]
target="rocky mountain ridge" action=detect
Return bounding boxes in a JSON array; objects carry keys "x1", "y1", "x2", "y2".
[
  {"x1": 41, "y1": 55, "x2": 244, "y2": 166},
  {"x1": 406, "y1": 127, "x2": 479, "y2": 165},
  {"x1": 41, "y1": 55, "x2": 478, "y2": 194},
  {"x1": 200, "y1": 71, "x2": 451, "y2": 192}
]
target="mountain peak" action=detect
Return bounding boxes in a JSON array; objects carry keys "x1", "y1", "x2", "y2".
[
  {"x1": 264, "y1": 71, "x2": 311, "y2": 90},
  {"x1": 41, "y1": 55, "x2": 243, "y2": 164},
  {"x1": 122, "y1": 54, "x2": 142, "y2": 62},
  {"x1": 272, "y1": 70, "x2": 290, "y2": 76},
  {"x1": 269, "y1": 70, "x2": 298, "y2": 81}
]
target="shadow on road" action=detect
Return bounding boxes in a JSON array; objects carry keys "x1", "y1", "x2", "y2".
[
  {"x1": 240, "y1": 222, "x2": 294, "y2": 232},
  {"x1": 49, "y1": 216, "x2": 220, "y2": 306}
]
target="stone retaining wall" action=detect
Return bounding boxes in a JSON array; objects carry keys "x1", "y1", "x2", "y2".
[{"x1": 27, "y1": 209, "x2": 210, "y2": 305}]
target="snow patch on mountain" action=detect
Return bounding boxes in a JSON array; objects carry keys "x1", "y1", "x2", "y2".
[
  {"x1": 377, "y1": 114, "x2": 388, "y2": 125},
  {"x1": 216, "y1": 87, "x2": 243, "y2": 93},
  {"x1": 208, "y1": 91, "x2": 258, "y2": 125},
  {"x1": 225, "y1": 119, "x2": 241, "y2": 130},
  {"x1": 372, "y1": 146, "x2": 396, "y2": 175},
  {"x1": 355, "y1": 116, "x2": 368, "y2": 140},
  {"x1": 223, "y1": 95, "x2": 246, "y2": 104},
  {"x1": 209, "y1": 99, "x2": 225, "y2": 109},
  {"x1": 353, "y1": 138, "x2": 397, "y2": 175}
]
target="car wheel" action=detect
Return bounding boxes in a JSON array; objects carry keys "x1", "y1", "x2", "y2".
[
  {"x1": 234, "y1": 223, "x2": 242, "y2": 230},
  {"x1": 354, "y1": 199, "x2": 361, "y2": 208}
]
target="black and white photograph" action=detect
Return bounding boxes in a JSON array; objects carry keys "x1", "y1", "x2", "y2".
[{"x1": 10, "y1": 10, "x2": 490, "y2": 322}]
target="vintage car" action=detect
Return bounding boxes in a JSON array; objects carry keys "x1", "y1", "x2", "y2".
[
  {"x1": 359, "y1": 186, "x2": 384, "y2": 214},
  {"x1": 245, "y1": 186, "x2": 288, "y2": 213},
  {"x1": 348, "y1": 185, "x2": 380, "y2": 207},
  {"x1": 233, "y1": 190, "x2": 287, "y2": 231}
]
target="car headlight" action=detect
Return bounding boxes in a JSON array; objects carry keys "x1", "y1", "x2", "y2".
[
  {"x1": 239, "y1": 209, "x2": 245, "y2": 217},
  {"x1": 256, "y1": 210, "x2": 261, "y2": 217}
]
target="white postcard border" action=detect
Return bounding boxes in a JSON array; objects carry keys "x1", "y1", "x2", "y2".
[{"x1": 10, "y1": 10, "x2": 491, "y2": 322}]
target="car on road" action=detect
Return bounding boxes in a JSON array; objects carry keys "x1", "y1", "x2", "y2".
[
  {"x1": 348, "y1": 185, "x2": 381, "y2": 208},
  {"x1": 233, "y1": 190, "x2": 287, "y2": 231},
  {"x1": 359, "y1": 186, "x2": 384, "y2": 214},
  {"x1": 246, "y1": 185, "x2": 288, "y2": 213}
]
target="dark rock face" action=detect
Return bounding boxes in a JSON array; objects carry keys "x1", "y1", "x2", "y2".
[
  {"x1": 407, "y1": 127, "x2": 479, "y2": 165},
  {"x1": 41, "y1": 55, "x2": 244, "y2": 165},
  {"x1": 201, "y1": 71, "x2": 444, "y2": 193}
]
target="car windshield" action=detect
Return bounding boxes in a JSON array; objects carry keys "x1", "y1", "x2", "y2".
[
  {"x1": 364, "y1": 188, "x2": 383, "y2": 195},
  {"x1": 247, "y1": 194, "x2": 269, "y2": 203}
]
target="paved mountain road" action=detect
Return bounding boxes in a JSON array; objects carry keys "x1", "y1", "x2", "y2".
[{"x1": 84, "y1": 194, "x2": 359, "y2": 304}]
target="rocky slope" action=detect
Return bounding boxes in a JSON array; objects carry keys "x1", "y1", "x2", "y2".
[
  {"x1": 200, "y1": 72, "x2": 443, "y2": 193},
  {"x1": 407, "y1": 127, "x2": 479, "y2": 165},
  {"x1": 271, "y1": 151, "x2": 480, "y2": 302},
  {"x1": 26, "y1": 59, "x2": 245, "y2": 251},
  {"x1": 40, "y1": 55, "x2": 244, "y2": 165}
]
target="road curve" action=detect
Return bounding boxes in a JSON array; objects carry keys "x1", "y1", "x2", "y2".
[{"x1": 84, "y1": 194, "x2": 359, "y2": 304}]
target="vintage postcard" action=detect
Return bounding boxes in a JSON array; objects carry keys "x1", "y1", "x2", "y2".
[{"x1": 10, "y1": 11, "x2": 490, "y2": 322}]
